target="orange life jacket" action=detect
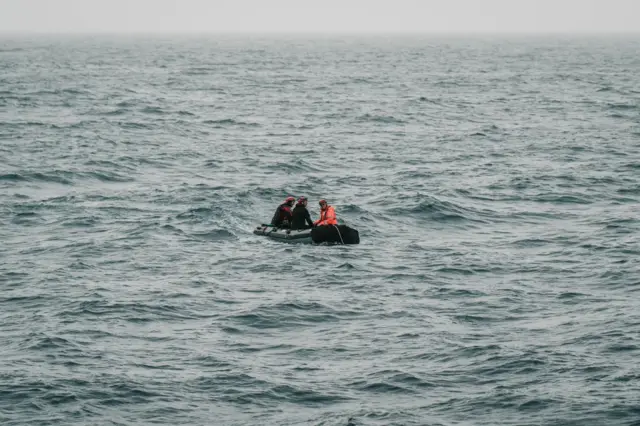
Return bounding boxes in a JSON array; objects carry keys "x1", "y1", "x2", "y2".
[{"x1": 314, "y1": 205, "x2": 337, "y2": 226}]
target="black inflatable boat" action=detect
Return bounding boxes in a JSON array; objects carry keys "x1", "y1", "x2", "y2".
[{"x1": 253, "y1": 224, "x2": 360, "y2": 245}]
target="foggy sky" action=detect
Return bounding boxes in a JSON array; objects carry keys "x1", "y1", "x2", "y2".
[{"x1": 1, "y1": 0, "x2": 639, "y2": 34}]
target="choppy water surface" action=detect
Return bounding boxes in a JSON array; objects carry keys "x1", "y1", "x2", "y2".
[{"x1": 1, "y1": 34, "x2": 639, "y2": 425}]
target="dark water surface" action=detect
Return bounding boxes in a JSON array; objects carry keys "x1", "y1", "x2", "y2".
[{"x1": 1, "y1": 34, "x2": 639, "y2": 425}]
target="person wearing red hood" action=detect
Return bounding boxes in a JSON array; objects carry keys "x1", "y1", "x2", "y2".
[
  {"x1": 271, "y1": 196, "x2": 295, "y2": 228},
  {"x1": 314, "y1": 199, "x2": 338, "y2": 226}
]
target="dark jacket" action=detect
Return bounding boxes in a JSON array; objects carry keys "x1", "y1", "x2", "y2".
[
  {"x1": 291, "y1": 204, "x2": 314, "y2": 230},
  {"x1": 271, "y1": 203, "x2": 293, "y2": 227}
]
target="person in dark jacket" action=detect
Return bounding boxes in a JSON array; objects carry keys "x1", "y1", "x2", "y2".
[
  {"x1": 271, "y1": 196, "x2": 295, "y2": 228},
  {"x1": 290, "y1": 196, "x2": 314, "y2": 230}
]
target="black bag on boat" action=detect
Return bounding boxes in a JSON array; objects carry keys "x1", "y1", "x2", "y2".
[{"x1": 310, "y1": 225, "x2": 360, "y2": 245}]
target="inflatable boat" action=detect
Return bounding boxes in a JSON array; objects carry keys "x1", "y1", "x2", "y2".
[{"x1": 253, "y1": 224, "x2": 360, "y2": 245}]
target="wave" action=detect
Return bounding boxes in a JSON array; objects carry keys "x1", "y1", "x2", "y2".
[
  {"x1": 59, "y1": 300, "x2": 214, "y2": 321},
  {"x1": 189, "y1": 229, "x2": 237, "y2": 241},
  {"x1": 181, "y1": 66, "x2": 221, "y2": 76},
  {"x1": 277, "y1": 77, "x2": 308, "y2": 84},
  {"x1": 226, "y1": 301, "x2": 358, "y2": 330},
  {"x1": 607, "y1": 103, "x2": 637, "y2": 110},
  {"x1": 469, "y1": 124, "x2": 502, "y2": 138},
  {"x1": 266, "y1": 160, "x2": 322, "y2": 173},
  {"x1": 0, "y1": 120, "x2": 48, "y2": 127},
  {"x1": 24, "y1": 334, "x2": 80, "y2": 351},
  {"x1": 417, "y1": 96, "x2": 444, "y2": 104},
  {"x1": 175, "y1": 206, "x2": 221, "y2": 220},
  {"x1": 617, "y1": 186, "x2": 640, "y2": 195},
  {"x1": 349, "y1": 370, "x2": 436, "y2": 395},
  {"x1": 357, "y1": 113, "x2": 406, "y2": 124},
  {"x1": 187, "y1": 372, "x2": 350, "y2": 406},
  {"x1": 0, "y1": 173, "x2": 24, "y2": 182},
  {"x1": 532, "y1": 194, "x2": 593, "y2": 204},
  {"x1": 116, "y1": 100, "x2": 137, "y2": 108},
  {"x1": 387, "y1": 194, "x2": 491, "y2": 224},
  {"x1": 338, "y1": 204, "x2": 367, "y2": 214},
  {"x1": 59, "y1": 216, "x2": 99, "y2": 228},
  {"x1": 0, "y1": 170, "x2": 133, "y2": 185},
  {"x1": 511, "y1": 237, "x2": 551, "y2": 247},
  {"x1": 85, "y1": 159, "x2": 137, "y2": 171},
  {"x1": 141, "y1": 106, "x2": 165, "y2": 114},
  {"x1": 0, "y1": 47, "x2": 27, "y2": 53},
  {"x1": 203, "y1": 118, "x2": 260, "y2": 127},
  {"x1": 118, "y1": 121, "x2": 152, "y2": 129},
  {"x1": 5, "y1": 88, "x2": 91, "y2": 97},
  {"x1": 97, "y1": 108, "x2": 127, "y2": 116}
]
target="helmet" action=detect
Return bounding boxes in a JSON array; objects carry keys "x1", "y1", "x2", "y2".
[
  {"x1": 319, "y1": 199, "x2": 327, "y2": 205},
  {"x1": 285, "y1": 196, "x2": 295, "y2": 203},
  {"x1": 297, "y1": 196, "x2": 307, "y2": 204}
]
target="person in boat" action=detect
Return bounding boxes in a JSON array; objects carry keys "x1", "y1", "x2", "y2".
[
  {"x1": 314, "y1": 199, "x2": 338, "y2": 226},
  {"x1": 271, "y1": 196, "x2": 295, "y2": 228},
  {"x1": 291, "y1": 196, "x2": 315, "y2": 230}
]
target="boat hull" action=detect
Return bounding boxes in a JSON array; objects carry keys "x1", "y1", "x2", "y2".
[{"x1": 253, "y1": 224, "x2": 360, "y2": 245}]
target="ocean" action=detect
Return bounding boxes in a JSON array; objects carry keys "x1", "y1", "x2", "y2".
[{"x1": 1, "y1": 34, "x2": 639, "y2": 426}]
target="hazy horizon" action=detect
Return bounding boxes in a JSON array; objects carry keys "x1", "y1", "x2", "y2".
[
  {"x1": 1, "y1": 0, "x2": 639, "y2": 34},
  {"x1": 2, "y1": 30, "x2": 640, "y2": 36}
]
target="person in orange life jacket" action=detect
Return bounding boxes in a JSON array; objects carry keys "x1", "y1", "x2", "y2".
[
  {"x1": 314, "y1": 199, "x2": 338, "y2": 226},
  {"x1": 291, "y1": 196, "x2": 315, "y2": 230},
  {"x1": 271, "y1": 196, "x2": 295, "y2": 228}
]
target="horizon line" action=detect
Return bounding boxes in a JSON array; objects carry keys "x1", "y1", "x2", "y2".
[{"x1": 2, "y1": 30, "x2": 640, "y2": 36}]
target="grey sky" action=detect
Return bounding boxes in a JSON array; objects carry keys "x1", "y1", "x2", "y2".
[{"x1": 1, "y1": 0, "x2": 639, "y2": 34}]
